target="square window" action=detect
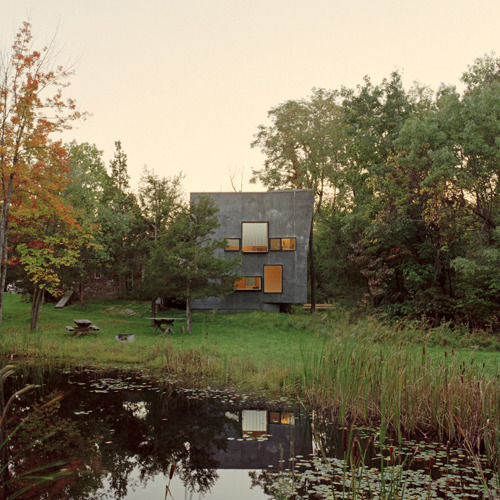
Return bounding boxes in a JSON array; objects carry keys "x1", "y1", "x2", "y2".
[
  {"x1": 281, "y1": 238, "x2": 296, "y2": 251},
  {"x1": 225, "y1": 238, "x2": 240, "y2": 251},
  {"x1": 242, "y1": 222, "x2": 268, "y2": 252},
  {"x1": 270, "y1": 238, "x2": 281, "y2": 251}
]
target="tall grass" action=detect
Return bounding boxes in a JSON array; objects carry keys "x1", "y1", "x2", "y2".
[{"x1": 297, "y1": 334, "x2": 500, "y2": 468}]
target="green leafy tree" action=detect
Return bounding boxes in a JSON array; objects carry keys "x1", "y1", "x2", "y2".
[
  {"x1": 392, "y1": 54, "x2": 500, "y2": 325},
  {"x1": 99, "y1": 141, "x2": 146, "y2": 298},
  {"x1": 136, "y1": 167, "x2": 184, "y2": 316},
  {"x1": 145, "y1": 196, "x2": 239, "y2": 332},
  {"x1": 64, "y1": 141, "x2": 110, "y2": 303},
  {"x1": 251, "y1": 88, "x2": 345, "y2": 311},
  {"x1": 138, "y1": 167, "x2": 184, "y2": 242}
]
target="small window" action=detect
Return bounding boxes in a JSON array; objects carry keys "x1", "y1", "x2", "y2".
[
  {"x1": 234, "y1": 276, "x2": 262, "y2": 291},
  {"x1": 264, "y1": 265, "x2": 282, "y2": 293},
  {"x1": 270, "y1": 238, "x2": 281, "y2": 251},
  {"x1": 281, "y1": 238, "x2": 296, "y2": 251},
  {"x1": 225, "y1": 238, "x2": 240, "y2": 251},
  {"x1": 242, "y1": 222, "x2": 268, "y2": 253},
  {"x1": 270, "y1": 238, "x2": 296, "y2": 251}
]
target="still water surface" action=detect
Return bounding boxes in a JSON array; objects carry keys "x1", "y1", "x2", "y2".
[
  {"x1": 5, "y1": 366, "x2": 311, "y2": 499},
  {"x1": 4, "y1": 365, "x2": 498, "y2": 499}
]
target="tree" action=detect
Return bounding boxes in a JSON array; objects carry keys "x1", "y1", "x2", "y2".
[
  {"x1": 251, "y1": 88, "x2": 345, "y2": 312},
  {"x1": 13, "y1": 200, "x2": 91, "y2": 330},
  {"x1": 63, "y1": 141, "x2": 110, "y2": 303},
  {"x1": 138, "y1": 166, "x2": 184, "y2": 242},
  {"x1": 137, "y1": 167, "x2": 184, "y2": 316},
  {"x1": 145, "y1": 196, "x2": 239, "y2": 333},
  {"x1": 100, "y1": 141, "x2": 146, "y2": 298},
  {"x1": 390, "y1": 54, "x2": 500, "y2": 325},
  {"x1": 0, "y1": 22, "x2": 82, "y2": 330},
  {"x1": 108, "y1": 140, "x2": 129, "y2": 193}
]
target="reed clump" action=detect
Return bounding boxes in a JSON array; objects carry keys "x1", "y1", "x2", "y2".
[{"x1": 298, "y1": 335, "x2": 499, "y2": 466}]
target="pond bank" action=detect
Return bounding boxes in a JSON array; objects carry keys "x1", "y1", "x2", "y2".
[{"x1": 1, "y1": 294, "x2": 499, "y2": 474}]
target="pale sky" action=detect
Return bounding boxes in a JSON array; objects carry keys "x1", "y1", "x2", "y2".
[{"x1": 2, "y1": 0, "x2": 499, "y2": 194}]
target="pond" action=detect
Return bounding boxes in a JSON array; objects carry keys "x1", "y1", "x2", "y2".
[{"x1": 1, "y1": 365, "x2": 499, "y2": 499}]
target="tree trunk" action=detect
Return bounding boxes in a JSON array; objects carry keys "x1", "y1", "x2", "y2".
[
  {"x1": 151, "y1": 298, "x2": 157, "y2": 326},
  {"x1": 308, "y1": 223, "x2": 316, "y2": 313},
  {"x1": 30, "y1": 286, "x2": 45, "y2": 331},
  {"x1": 0, "y1": 371, "x2": 8, "y2": 499},
  {"x1": 0, "y1": 173, "x2": 15, "y2": 333},
  {"x1": 79, "y1": 280, "x2": 84, "y2": 305},
  {"x1": 186, "y1": 282, "x2": 191, "y2": 334}
]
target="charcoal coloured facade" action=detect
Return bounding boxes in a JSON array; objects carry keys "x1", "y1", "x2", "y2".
[{"x1": 190, "y1": 190, "x2": 314, "y2": 312}]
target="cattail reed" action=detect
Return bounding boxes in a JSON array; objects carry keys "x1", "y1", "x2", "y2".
[
  {"x1": 389, "y1": 445, "x2": 395, "y2": 466},
  {"x1": 342, "y1": 427, "x2": 348, "y2": 453},
  {"x1": 351, "y1": 438, "x2": 360, "y2": 464}
]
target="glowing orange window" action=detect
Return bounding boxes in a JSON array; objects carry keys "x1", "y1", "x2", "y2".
[
  {"x1": 264, "y1": 265, "x2": 282, "y2": 293},
  {"x1": 281, "y1": 238, "x2": 296, "y2": 250},
  {"x1": 234, "y1": 276, "x2": 262, "y2": 290}
]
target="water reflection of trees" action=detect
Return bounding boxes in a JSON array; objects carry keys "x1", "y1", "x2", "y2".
[
  {"x1": 4, "y1": 366, "x2": 237, "y2": 499},
  {"x1": 89, "y1": 389, "x2": 228, "y2": 498},
  {"x1": 4, "y1": 390, "x2": 102, "y2": 499}
]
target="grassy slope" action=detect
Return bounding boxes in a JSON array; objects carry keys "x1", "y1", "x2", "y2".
[{"x1": 1, "y1": 293, "x2": 499, "y2": 383}]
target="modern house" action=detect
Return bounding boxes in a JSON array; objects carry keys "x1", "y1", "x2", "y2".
[{"x1": 190, "y1": 190, "x2": 314, "y2": 312}]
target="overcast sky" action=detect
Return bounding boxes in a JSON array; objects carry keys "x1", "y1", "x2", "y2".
[{"x1": 2, "y1": 0, "x2": 499, "y2": 194}]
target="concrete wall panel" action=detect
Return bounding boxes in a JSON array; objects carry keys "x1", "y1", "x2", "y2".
[{"x1": 190, "y1": 190, "x2": 313, "y2": 311}]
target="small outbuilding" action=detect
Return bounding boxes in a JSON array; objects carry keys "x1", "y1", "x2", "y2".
[{"x1": 190, "y1": 190, "x2": 314, "y2": 312}]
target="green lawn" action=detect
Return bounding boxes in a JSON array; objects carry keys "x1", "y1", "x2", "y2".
[
  {"x1": 0, "y1": 293, "x2": 324, "y2": 390},
  {"x1": 1, "y1": 292, "x2": 499, "y2": 383}
]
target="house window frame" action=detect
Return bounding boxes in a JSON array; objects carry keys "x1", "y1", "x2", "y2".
[
  {"x1": 281, "y1": 237, "x2": 296, "y2": 251},
  {"x1": 241, "y1": 221, "x2": 269, "y2": 253},
  {"x1": 269, "y1": 238, "x2": 281, "y2": 251},
  {"x1": 270, "y1": 237, "x2": 296, "y2": 251},
  {"x1": 264, "y1": 264, "x2": 283, "y2": 294},
  {"x1": 234, "y1": 276, "x2": 262, "y2": 291},
  {"x1": 224, "y1": 238, "x2": 241, "y2": 252}
]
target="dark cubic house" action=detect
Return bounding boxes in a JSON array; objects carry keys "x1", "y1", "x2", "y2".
[{"x1": 190, "y1": 190, "x2": 314, "y2": 312}]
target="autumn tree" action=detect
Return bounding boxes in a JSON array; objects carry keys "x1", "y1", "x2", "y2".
[
  {"x1": 11, "y1": 199, "x2": 91, "y2": 330},
  {"x1": 0, "y1": 22, "x2": 83, "y2": 330}
]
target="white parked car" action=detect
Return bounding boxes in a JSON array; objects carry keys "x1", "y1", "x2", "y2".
[{"x1": 6, "y1": 281, "x2": 26, "y2": 294}]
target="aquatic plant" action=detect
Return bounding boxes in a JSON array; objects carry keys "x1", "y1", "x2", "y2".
[{"x1": 0, "y1": 365, "x2": 73, "y2": 500}]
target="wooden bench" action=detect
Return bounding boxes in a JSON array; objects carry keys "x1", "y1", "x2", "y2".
[
  {"x1": 89, "y1": 325, "x2": 100, "y2": 331},
  {"x1": 303, "y1": 304, "x2": 335, "y2": 311},
  {"x1": 65, "y1": 326, "x2": 75, "y2": 332}
]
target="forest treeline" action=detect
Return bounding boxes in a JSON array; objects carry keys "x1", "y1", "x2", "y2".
[
  {"x1": 251, "y1": 53, "x2": 499, "y2": 330},
  {"x1": 1, "y1": 23, "x2": 498, "y2": 332}
]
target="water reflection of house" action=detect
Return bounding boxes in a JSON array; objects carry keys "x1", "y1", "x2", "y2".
[{"x1": 213, "y1": 409, "x2": 312, "y2": 469}]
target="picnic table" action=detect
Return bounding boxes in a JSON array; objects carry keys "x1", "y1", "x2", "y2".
[
  {"x1": 145, "y1": 317, "x2": 183, "y2": 335},
  {"x1": 65, "y1": 319, "x2": 100, "y2": 338}
]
